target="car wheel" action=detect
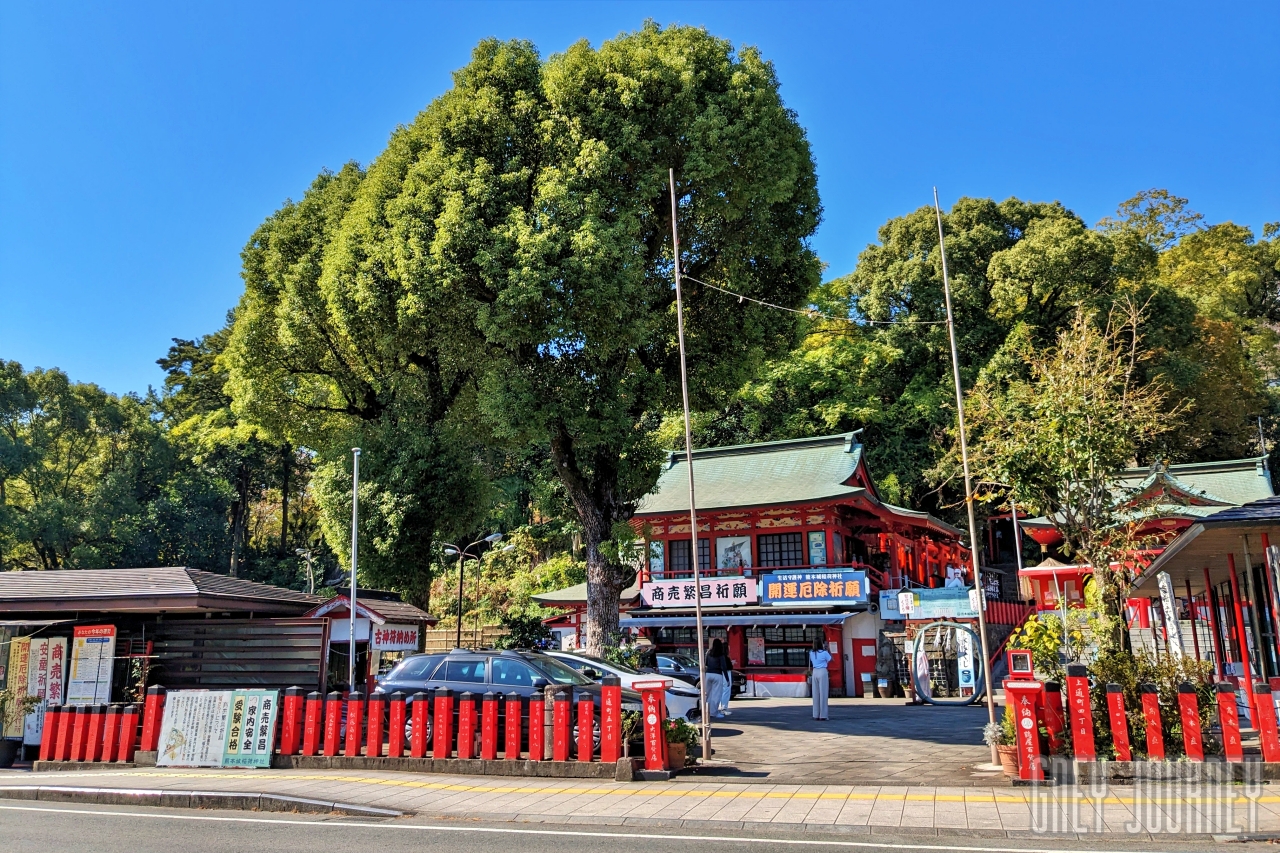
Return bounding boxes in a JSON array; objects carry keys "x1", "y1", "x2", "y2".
[{"x1": 570, "y1": 714, "x2": 602, "y2": 755}]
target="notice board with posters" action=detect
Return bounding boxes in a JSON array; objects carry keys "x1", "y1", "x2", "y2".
[
  {"x1": 156, "y1": 689, "x2": 280, "y2": 768},
  {"x1": 67, "y1": 625, "x2": 116, "y2": 705}
]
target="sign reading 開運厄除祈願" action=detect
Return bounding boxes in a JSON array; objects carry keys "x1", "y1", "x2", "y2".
[
  {"x1": 760, "y1": 570, "x2": 867, "y2": 606},
  {"x1": 156, "y1": 689, "x2": 279, "y2": 768},
  {"x1": 640, "y1": 577, "x2": 758, "y2": 608}
]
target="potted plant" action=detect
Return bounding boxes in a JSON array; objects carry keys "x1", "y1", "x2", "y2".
[
  {"x1": 983, "y1": 705, "x2": 1019, "y2": 776},
  {"x1": 0, "y1": 688, "x2": 39, "y2": 768},
  {"x1": 663, "y1": 717, "x2": 698, "y2": 771}
]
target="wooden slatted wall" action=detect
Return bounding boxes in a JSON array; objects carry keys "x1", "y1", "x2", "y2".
[{"x1": 151, "y1": 618, "x2": 329, "y2": 692}]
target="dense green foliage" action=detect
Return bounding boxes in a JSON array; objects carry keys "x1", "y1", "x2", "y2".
[{"x1": 1, "y1": 23, "x2": 1276, "y2": 655}]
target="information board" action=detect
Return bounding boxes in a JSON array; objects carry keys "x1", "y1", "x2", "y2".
[
  {"x1": 67, "y1": 625, "x2": 116, "y2": 705},
  {"x1": 760, "y1": 570, "x2": 867, "y2": 605},
  {"x1": 157, "y1": 689, "x2": 280, "y2": 768},
  {"x1": 24, "y1": 636, "x2": 67, "y2": 745}
]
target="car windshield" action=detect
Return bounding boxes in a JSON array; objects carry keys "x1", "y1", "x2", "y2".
[
  {"x1": 669, "y1": 654, "x2": 699, "y2": 668},
  {"x1": 528, "y1": 654, "x2": 594, "y2": 686},
  {"x1": 567, "y1": 653, "x2": 641, "y2": 676}
]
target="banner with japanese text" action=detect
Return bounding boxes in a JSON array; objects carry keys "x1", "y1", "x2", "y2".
[
  {"x1": 639, "y1": 576, "x2": 757, "y2": 608},
  {"x1": 157, "y1": 689, "x2": 279, "y2": 768},
  {"x1": 371, "y1": 623, "x2": 419, "y2": 651},
  {"x1": 760, "y1": 570, "x2": 867, "y2": 605}
]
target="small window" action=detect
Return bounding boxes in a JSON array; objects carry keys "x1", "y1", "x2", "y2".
[
  {"x1": 490, "y1": 658, "x2": 538, "y2": 687},
  {"x1": 668, "y1": 538, "x2": 711, "y2": 574},
  {"x1": 444, "y1": 658, "x2": 486, "y2": 683},
  {"x1": 758, "y1": 532, "x2": 804, "y2": 567}
]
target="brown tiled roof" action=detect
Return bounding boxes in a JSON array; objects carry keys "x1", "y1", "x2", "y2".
[{"x1": 0, "y1": 566, "x2": 320, "y2": 613}]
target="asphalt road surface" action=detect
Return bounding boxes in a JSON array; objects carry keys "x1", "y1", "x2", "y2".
[{"x1": 0, "y1": 802, "x2": 1271, "y2": 853}]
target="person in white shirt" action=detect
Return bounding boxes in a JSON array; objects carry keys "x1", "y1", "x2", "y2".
[{"x1": 809, "y1": 639, "x2": 832, "y2": 721}]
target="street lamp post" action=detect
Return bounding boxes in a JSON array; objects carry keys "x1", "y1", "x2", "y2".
[
  {"x1": 349, "y1": 448, "x2": 360, "y2": 691},
  {"x1": 444, "y1": 533, "x2": 508, "y2": 649}
]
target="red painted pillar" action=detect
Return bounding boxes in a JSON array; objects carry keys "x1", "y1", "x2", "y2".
[
  {"x1": 117, "y1": 704, "x2": 139, "y2": 762},
  {"x1": 344, "y1": 691, "x2": 365, "y2": 757},
  {"x1": 1254, "y1": 682, "x2": 1280, "y2": 762},
  {"x1": 70, "y1": 705, "x2": 89, "y2": 761},
  {"x1": 1217, "y1": 681, "x2": 1244, "y2": 761},
  {"x1": 432, "y1": 688, "x2": 454, "y2": 759},
  {"x1": 387, "y1": 692, "x2": 406, "y2": 758},
  {"x1": 1139, "y1": 683, "x2": 1164, "y2": 760},
  {"x1": 1228, "y1": 553, "x2": 1259, "y2": 722},
  {"x1": 639, "y1": 683, "x2": 668, "y2": 772},
  {"x1": 322, "y1": 691, "x2": 343, "y2": 757},
  {"x1": 600, "y1": 675, "x2": 621, "y2": 764},
  {"x1": 1006, "y1": 680, "x2": 1045, "y2": 781},
  {"x1": 1206, "y1": 572, "x2": 1227, "y2": 679},
  {"x1": 280, "y1": 687, "x2": 305, "y2": 755},
  {"x1": 85, "y1": 705, "x2": 106, "y2": 762},
  {"x1": 39, "y1": 704, "x2": 61, "y2": 762},
  {"x1": 456, "y1": 692, "x2": 477, "y2": 760},
  {"x1": 301, "y1": 692, "x2": 323, "y2": 756},
  {"x1": 1176, "y1": 684, "x2": 1204, "y2": 761},
  {"x1": 1185, "y1": 579, "x2": 1203, "y2": 664},
  {"x1": 101, "y1": 705, "x2": 121, "y2": 764},
  {"x1": 409, "y1": 692, "x2": 429, "y2": 758},
  {"x1": 552, "y1": 688, "x2": 572, "y2": 762},
  {"x1": 365, "y1": 693, "x2": 384, "y2": 758},
  {"x1": 1042, "y1": 681, "x2": 1065, "y2": 754},
  {"x1": 139, "y1": 686, "x2": 166, "y2": 753},
  {"x1": 1263, "y1": 533, "x2": 1280, "y2": 677},
  {"x1": 577, "y1": 694, "x2": 595, "y2": 762},
  {"x1": 504, "y1": 692, "x2": 523, "y2": 760},
  {"x1": 1064, "y1": 665, "x2": 1096, "y2": 761},
  {"x1": 480, "y1": 692, "x2": 498, "y2": 760},
  {"x1": 55, "y1": 703, "x2": 74, "y2": 761},
  {"x1": 528, "y1": 689, "x2": 546, "y2": 762},
  {"x1": 1105, "y1": 684, "x2": 1131, "y2": 761}
]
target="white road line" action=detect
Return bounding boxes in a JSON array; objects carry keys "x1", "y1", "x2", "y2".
[{"x1": 0, "y1": 803, "x2": 1185, "y2": 853}]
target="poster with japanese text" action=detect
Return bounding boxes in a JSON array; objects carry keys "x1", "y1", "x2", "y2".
[
  {"x1": 23, "y1": 637, "x2": 66, "y2": 745},
  {"x1": 3, "y1": 637, "x2": 30, "y2": 738},
  {"x1": 67, "y1": 625, "x2": 116, "y2": 705},
  {"x1": 156, "y1": 689, "x2": 279, "y2": 768},
  {"x1": 222, "y1": 689, "x2": 279, "y2": 767}
]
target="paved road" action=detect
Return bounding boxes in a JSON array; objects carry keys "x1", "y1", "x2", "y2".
[
  {"x1": 0, "y1": 801, "x2": 1260, "y2": 853},
  {"x1": 704, "y1": 697, "x2": 996, "y2": 786}
]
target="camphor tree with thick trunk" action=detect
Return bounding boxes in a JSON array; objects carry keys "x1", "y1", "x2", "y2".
[{"x1": 229, "y1": 25, "x2": 820, "y2": 650}]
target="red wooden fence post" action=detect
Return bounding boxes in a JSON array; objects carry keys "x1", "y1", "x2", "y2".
[
  {"x1": 432, "y1": 688, "x2": 454, "y2": 759},
  {"x1": 55, "y1": 703, "x2": 74, "y2": 761},
  {"x1": 70, "y1": 705, "x2": 89, "y2": 761},
  {"x1": 1105, "y1": 684, "x2": 1131, "y2": 761},
  {"x1": 139, "y1": 686, "x2": 166, "y2": 753},
  {"x1": 344, "y1": 691, "x2": 365, "y2": 757},
  {"x1": 1042, "y1": 681, "x2": 1065, "y2": 754},
  {"x1": 1254, "y1": 682, "x2": 1280, "y2": 762},
  {"x1": 280, "y1": 687, "x2": 304, "y2": 755},
  {"x1": 456, "y1": 692, "x2": 477, "y2": 760},
  {"x1": 1006, "y1": 680, "x2": 1045, "y2": 781},
  {"x1": 1065, "y1": 665, "x2": 1096, "y2": 761},
  {"x1": 409, "y1": 692, "x2": 429, "y2": 758},
  {"x1": 39, "y1": 704, "x2": 61, "y2": 762},
  {"x1": 480, "y1": 692, "x2": 498, "y2": 760},
  {"x1": 322, "y1": 691, "x2": 343, "y2": 757},
  {"x1": 504, "y1": 692, "x2": 523, "y2": 760},
  {"x1": 101, "y1": 705, "x2": 121, "y2": 764},
  {"x1": 117, "y1": 704, "x2": 139, "y2": 762},
  {"x1": 552, "y1": 688, "x2": 572, "y2": 762},
  {"x1": 387, "y1": 692, "x2": 406, "y2": 758},
  {"x1": 301, "y1": 692, "x2": 323, "y2": 756},
  {"x1": 1139, "y1": 683, "x2": 1164, "y2": 760},
  {"x1": 600, "y1": 675, "x2": 621, "y2": 765},
  {"x1": 528, "y1": 689, "x2": 546, "y2": 762},
  {"x1": 577, "y1": 694, "x2": 594, "y2": 762},
  {"x1": 1218, "y1": 681, "x2": 1244, "y2": 761},
  {"x1": 85, "y1": 705, "x2": 105, "y2": 762},
  {"x1": 1176, "y1": 683, "x2": 1204, "y2": 762},
  {"x1": 365, "y1": 692, "x2": 385, "y2": 758}
]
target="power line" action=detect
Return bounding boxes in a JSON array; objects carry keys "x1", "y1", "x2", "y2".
[{"x1": 681, "y1": 275, "x2": 947, "y2": 326}]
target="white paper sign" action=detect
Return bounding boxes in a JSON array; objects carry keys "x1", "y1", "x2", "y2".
[
  {"x1": 67, "y1": 625, "x2": 116, "y2": 705},
  {"x1": 158, "y1": 691, "x2": 234, "y2": 767}
]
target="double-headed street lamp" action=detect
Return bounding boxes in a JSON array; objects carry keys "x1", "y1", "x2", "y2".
[{"x1": 443, "y1": 533, "x2": 515, "y2": 649}]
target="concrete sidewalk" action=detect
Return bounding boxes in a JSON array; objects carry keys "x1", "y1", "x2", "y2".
[{"x1": 3, "y1": 765, "x2": 1280, "y2": 841}]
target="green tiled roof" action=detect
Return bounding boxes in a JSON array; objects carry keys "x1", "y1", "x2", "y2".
[
  {"x1": 636, "y1": 433, "x2": 867, "y2": 515},
  {"x1": 531, "y1": 580, "x2": 640, "y2": 606},
  {"x1": 1120, "y1": 458, "x2": 1273, "y2": 507}
]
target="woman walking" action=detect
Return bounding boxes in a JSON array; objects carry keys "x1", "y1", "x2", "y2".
[
  {"x1": 705, "y1": 638, "x2": 732, "y2": 719},
  {"x1": 810, "y1": 638, "x2": 832, "y2": 721}
]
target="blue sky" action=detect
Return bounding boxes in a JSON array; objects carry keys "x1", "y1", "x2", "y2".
[{"x1": 2, "y1": 1, "x2": 1277, "y2": 396}]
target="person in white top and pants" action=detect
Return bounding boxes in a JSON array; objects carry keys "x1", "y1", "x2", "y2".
[{"x1": 810, "y1": 639, "x2": 832, "y2": 721}]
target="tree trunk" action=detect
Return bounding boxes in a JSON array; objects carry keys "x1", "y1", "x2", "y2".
[{"x1": 279, "y1": 445, "x2": 290, "y2": 556}]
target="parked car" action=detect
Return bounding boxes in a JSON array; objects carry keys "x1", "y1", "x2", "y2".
[
  {"x1": 373, "y1": 648, "x2": 643, "y2": 751},
  {"x1": 547, "y1": 650, "x2": 703, "y2": 721},
  {"x1": 655, "y1": 651, "x2": 745, "y2": 697}
]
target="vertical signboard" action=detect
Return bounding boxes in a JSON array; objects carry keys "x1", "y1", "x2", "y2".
[
  {"x1": 156, "y1": 689, "x2": 280, "y2": 768},
  {"x1": 222, "y1": 689, "x2": 279, "y2": 767},
  {"x1": 3, "y1": 637, "x2": 31, "y2": 738},
  {"x1": 23, "y1": 637, "x2": 66, "y2": 745},
  {"x1": 67, "y1": 625, "x2": 116, "y2": 705}
]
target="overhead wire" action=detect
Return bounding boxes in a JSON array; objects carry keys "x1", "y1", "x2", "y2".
[{"x1": 680, "y1": 274, "x2": 948, "y2": 326}]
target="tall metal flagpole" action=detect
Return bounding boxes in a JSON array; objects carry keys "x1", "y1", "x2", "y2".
[
  {"x1": 350, "y1": 447, "x2": 361, "y2": 691},
  {"x1": 933, "y1": 189, "x2": 998, "y2": 765},
  {"x1": 670, "y1": 168, "x2": 711, "y2": 762}
]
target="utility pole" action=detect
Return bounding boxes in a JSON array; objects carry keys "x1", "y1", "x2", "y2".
[
  {"x1": 670, "y1": 168, "x2": 711, "y2": 762},
  {"x1": 349, "y1": 447, "x2": 360, "y2": 691},
  {"x1": 934, "y1": 189, "x2": 999, "y2": 765}
]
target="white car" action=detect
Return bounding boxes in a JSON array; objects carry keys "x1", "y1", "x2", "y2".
[{"x1": 547, "y1": 650, "x2": 704, "y2": 721}]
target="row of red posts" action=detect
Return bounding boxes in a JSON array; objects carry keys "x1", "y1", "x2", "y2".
[
  {"x1": 36, "y1": 685, "x2": 167, "y2": 764},
  {"x1": 1007, "y1": 665, "x2": 1280, "y2": 780}
]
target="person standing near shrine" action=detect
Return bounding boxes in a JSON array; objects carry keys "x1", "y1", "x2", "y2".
[{"x1": 810, "y1": 638, "x2": 832, "y2": 720}]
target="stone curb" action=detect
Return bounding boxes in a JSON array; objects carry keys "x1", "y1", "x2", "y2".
[{"x1": 0, "y1": 785, "x2": 405, "y2": 818}]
